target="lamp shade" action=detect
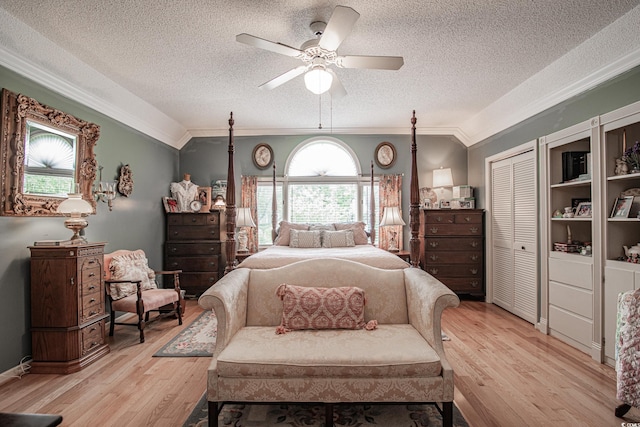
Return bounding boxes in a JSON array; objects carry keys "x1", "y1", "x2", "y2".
[
  {"x1": 58, "y1": 193, "x2": 93, "y2": 216},
  {"x1": 304, "y1": 67, "x2": 333, "y2": 95},
  {"x1": 433, "y1": 167, "x2": 453, "y2": 188},
  {"x1": 379, "y1": 206, "x2": 406, "y2": 226},
  {"x1": 236, "y1": 207, "x2": 256, "y2": 228}
]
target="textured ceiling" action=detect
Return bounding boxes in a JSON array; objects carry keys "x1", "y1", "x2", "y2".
[{"x1": 1, "y1": 1, "x2": 640, "y2": 148}]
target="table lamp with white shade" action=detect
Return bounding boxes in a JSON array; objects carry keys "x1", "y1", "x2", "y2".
[
  {"x1": 57, "y1": 192, "x2": 93, "y2": 242},
  {"x1": 432, "y1": 167, "x2": 453, "y2": 202},
  {"x1": 380, "y1": 206, "x2": 405, "y2": 252},
  {"x1": 236, "y1": 207, "x2": 256, "y2": 253}
]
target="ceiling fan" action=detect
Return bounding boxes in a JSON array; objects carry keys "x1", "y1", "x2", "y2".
[{"x1": 236, "y1": 5, "x2": 404, "y2": 98}]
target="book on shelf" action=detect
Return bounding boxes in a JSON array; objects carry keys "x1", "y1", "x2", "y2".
[{"x1": 33, "y1": 239, "x2": 78, "y2": 246}]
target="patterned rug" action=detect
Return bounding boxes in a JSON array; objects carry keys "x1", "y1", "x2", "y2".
[
  {"x1": 183, "y1": 395, "x2": 469, "y2": 427},
  {"x1": 153, "y1": 310, "x2": 217, "y2": 357}
]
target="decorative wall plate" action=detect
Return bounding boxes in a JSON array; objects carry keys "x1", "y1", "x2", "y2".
[
  {"x1": 374, "y1": 142, "x2": 396, "y2": 168},
  {"x1": 189, "y1": 200, "x2": 202, "y2": 212},
  {"x1": 118, "y1": 164, "x2": 134, "y2": 197},
  {"x1": 253, "y1": 143, "x2": 273, "y2": 169}
]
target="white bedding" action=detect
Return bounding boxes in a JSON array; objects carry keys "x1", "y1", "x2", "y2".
[{"x1": 236, "y1": 245, "x2": 409, "y2": 270}]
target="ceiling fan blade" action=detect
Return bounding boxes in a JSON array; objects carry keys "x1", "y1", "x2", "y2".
[
  {"x1": 318, "y1": 6, "x2": 360, "y2": 51},
  {"x1": 236, "y1": 33, "x2": 302, "y2": 57},
  {"x1": 327, "y1": 69, "x2": 347, "y2": 99},
  {"x1": 258, "y1": 65, "x2": 308, "y2": 90},
  {"x1": 336, "y1": 55, "x2": 404, "y2": 70}
]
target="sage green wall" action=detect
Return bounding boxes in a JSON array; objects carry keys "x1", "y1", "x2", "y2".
[
  {"x1": 468, "y1": 64, "x2": 640, "y2": 206},
  {"x1": 0, "y1": 65, "x2": 179, "y2": 373},
  {"x1": 180, "y1": 132, "x2": 468, "y2": 234}
]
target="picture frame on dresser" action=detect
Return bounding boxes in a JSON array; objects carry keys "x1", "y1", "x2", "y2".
[{"x1": 197, "y1": 186, "x2": 212, "y2": 212}]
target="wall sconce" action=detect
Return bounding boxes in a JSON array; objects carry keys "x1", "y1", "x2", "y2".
[
  {"x1": 380, "y1": 206, "x2": 405, "y2": 252},
  {"x1": 57, "y1": 192, "x2": 93, "y2": 242},
  {"x1": 236, "y1": 207, "x2": 256, "y2": 253},
  {"x1": 432, "y1": 167, "x2": 453, "y2": 200},
  {"x1": 93, "y1": 165, "x2": 116, "y2": 211}
]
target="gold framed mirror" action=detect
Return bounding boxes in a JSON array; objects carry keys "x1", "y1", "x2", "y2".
[{"x1": 0, "y1": 88, "x2": 99, "y2": 216}]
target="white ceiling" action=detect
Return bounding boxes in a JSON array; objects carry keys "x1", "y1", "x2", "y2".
[{"x1": 1, "y1": 1, "x2": 640, "y2": 149}]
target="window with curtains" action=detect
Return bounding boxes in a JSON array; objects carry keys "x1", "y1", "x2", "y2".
[{"x1": 256, "y1": 137, "x2": 379, "y2": 246}]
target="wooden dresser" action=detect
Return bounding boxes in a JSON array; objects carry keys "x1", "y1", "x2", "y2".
[
  {"x1": 421, "y1": 209, "x2": 485, "y2": 297},
  {"x1": 29, "y1": 242, "x2": 109, "y2": 374},
  {"x1": 164, "y1": 211, "x2": 222, "y2": 297}
]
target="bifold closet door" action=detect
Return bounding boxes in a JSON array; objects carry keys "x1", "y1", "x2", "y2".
[{"x1": 491, "y1": 150, "x2": 537, "y2": 323}]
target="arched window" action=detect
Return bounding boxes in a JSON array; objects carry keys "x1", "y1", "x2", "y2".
[{"x1": 256, "y1": 137, "x2": 378, "y2": 245}]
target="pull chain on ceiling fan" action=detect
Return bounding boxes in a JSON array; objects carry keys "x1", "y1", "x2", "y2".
[{"x1": 236, "y1": 5, "x2": 404, "y2": 98}]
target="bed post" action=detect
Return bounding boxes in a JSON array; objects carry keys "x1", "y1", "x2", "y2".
[
  {"x1": 369, "y1": 161, "x2": 376, "y2": 245},
  {"x1": 409, "y1": 110, "x2": 420, "y2": 268},
  {"x1": 272, "y1": 163, "x2": 277, "y2": 243},
  {"x1": 224, "y1": 112, "x2": 236, "y2": 275}
]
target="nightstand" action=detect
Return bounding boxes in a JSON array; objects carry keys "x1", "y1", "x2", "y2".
[
  {"x1": 394, "y1": 250, "x2": 411, "y2": 263},
  {"x1": 235, "y1": 252, "x2": 252, "y2": 264}
]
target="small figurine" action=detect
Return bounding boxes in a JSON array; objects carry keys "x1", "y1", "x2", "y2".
[{"x1": 615, "y1": 158, "x2": 629, "y2": 175}]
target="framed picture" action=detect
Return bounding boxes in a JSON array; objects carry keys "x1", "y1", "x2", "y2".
[
  {"x1": 374, "y1": 142, "x2": 396, "y2": 169},
  {"x1": 439, "y1": 200, "x2": 451, "y2": 209},
  {"x1": 611, "y1": 196, "x2": 634, "y2": 218},
  {"x1": 197, "y1": 186, "x2": 212, "y2": 213},
  {"x1": 162, "y1": 197, "x2": 178, "y2": 213},
  {"x1": 571, "y1": 197, "x2": 590, "y2": 210},
  {"x1": 575, "y1": 202, "x2": 592, "y2": 218},
  {"x1": 459, "y1": 200, "x2": 475, "y2": 209},
  {"x1": 422, "y1": 199, "x2": 432, "y2": 209},
  {"x1": 252, "y1": 143, "x2": 273, "y2": 169}
]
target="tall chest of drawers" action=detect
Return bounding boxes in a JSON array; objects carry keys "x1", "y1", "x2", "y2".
[
  {"x1": 29, "y1": 242, "x2": 109, "y2": 374},
  {"x1": 164, "y1": 212, "x2": 222, "y2": 297},
  {"x1": 421, "y1": 209, "x2": 485, "y2": 297}
]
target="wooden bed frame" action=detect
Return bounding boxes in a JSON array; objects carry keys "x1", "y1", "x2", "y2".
[{"x1": 223, "y1": 110, "x2": 421, "y2": 273}]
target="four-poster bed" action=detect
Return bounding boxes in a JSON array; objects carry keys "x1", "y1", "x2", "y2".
[{"x1": 223, "y1": 110, "x2": 421, "y2": 271}]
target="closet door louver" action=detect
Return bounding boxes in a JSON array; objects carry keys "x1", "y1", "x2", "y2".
[{"x1": 491, "y1": 150, "x2": 537, "y2": 323}]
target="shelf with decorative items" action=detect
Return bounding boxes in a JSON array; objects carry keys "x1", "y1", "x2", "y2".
[
  {"x1": 599, "y1": 99, "x2": 640, "y2": 367},
  {"x1": 540, "y1": 117, "x2": 601, "y2": 361}
]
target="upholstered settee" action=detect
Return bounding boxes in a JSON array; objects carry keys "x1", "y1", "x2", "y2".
[{"x1": 198, "y1": 258, "x2": 460, "y2": 427}]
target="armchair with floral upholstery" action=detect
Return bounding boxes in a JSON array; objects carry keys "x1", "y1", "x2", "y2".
[{"x1": 103, "y1": 249, "x2": 183, "y2": 343}]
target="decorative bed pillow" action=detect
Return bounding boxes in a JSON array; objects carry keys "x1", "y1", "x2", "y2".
[
  {"x1": 333, "y1": 221, "x2": 369, "y2": 245},
  {"x1": 108, "y1": 250, "x2": 157, "y2": 300},
  {"x1": 274, "y1": 221, "x2": 309, "y2": 246},
  {"x1": 322, "y1": 229, "x2": 355, "y2": 248},
  {"x1": 275, "y1": 284, "x2": 366, "y2": 333},
  {"x1": 289, "y1": 229, "x2": 322, "y2": 248},
  {"x1": 309, "y1": 223, "x2": 335, "y2": 232}
]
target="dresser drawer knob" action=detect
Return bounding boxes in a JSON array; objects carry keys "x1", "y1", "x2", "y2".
[
  {"x1": 171, "y1": 262, "x2": 178, "y2": 267},
  {"x1": 173, "y1": 231, "x2": 179, "y2": 236},
  {"x1": 428, "y1": 268, "x2": 439, "y2": 275},
  {"x1": 171, "y1": 247, "x2": 177, "y2": 252},
  {"x1": 89, "y1": 310, "x2": 98, "y2": 316},
  {"x1": 89, "y1": 272, "x2": 95, "y2": 277},
  {"x1": 436, "y1": 216, "x2": 442, "y2": 222},
  {"x1": 465, "y1": 216, "x2": 471, "y2": 222},
  {"x1": 191, "y1": 218, "x2": 197, "y2": 223},
  {"x1": 470, "y1": 281, "x2": 479, "y2": 288},
  {"x1": 470, "y1": 255, "x2": 478, "y2": 261},
  {"x1": 88, "y1": 285, "x2": 96, "y2": 290},
  {"x1": 208, "y1": 277, "x2": 215, "y2": 283},
  {"x1": 470, "y1": 268, "x2": 478, "y2": 275},
  {"x1": 429, "y1": 255, "x2": 439, "y2": 261},
  {"x1": 89, "y1": 341, "x2": 98, "y2": 348},
  {"x1": 430, "y1": 227, "x2": 439, "y2": 234},
  {"x1": 90, "y1": 327, "x2": 97, "y2": 333},
  {"x1": 470, "y1": 227, "x2": 478, "y2": 233},
  {"x1": 429, "y1": 241, "x2": 439, "y2": 248},
  {"x1": 470, "y1": 241, "x2": 479, "y2": 248},
  {"x1": 89, "y1": 298, "x2": 96, "y2": 303}
]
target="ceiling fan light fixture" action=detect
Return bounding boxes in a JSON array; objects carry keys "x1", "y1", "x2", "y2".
[{"x1": 304, "y1": 66, "x2": 333, "y2": 95}]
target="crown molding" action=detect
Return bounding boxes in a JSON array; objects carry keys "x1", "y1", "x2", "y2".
[{"x1": 0, "y1": 41, "x2": 187, "y2": 149}]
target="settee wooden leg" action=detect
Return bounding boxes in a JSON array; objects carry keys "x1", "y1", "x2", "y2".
[
  {"x1": 442, "y1": 401, "x2": 453, "y2": 427},
  {"x1": 325, "y1": 403, "x2": 333, "y2": 427},
  {"x1": 208, "y1": 401, "x2": 220, "y2": 427}
]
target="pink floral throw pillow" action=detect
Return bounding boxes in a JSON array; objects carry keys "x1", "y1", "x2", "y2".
[{"x1": 275, "y1": 284, "x2": 376, "y2": 334}]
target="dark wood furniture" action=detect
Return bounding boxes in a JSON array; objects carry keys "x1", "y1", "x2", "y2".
[
  {"x1": 395, "y1": 250, "x2": 411, "y2": 263},
  {"x1": 421, "y1": 209, "x2": 485, "y2": 297},
  {"x1": 164, "y1": 211, "x2": 222, "y2": 296},
  {"x1": 235, "y1": 252, "x2": 252, "y2": 264},
  {"x1": 28, "y1": 243, "x2": 109, "y2": 374}
]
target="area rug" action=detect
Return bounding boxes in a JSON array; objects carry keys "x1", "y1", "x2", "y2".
[
  {"x1": 183, "y1": 394, "x2": 469, "y2": 427},
  {"x1": 153, "y1": 310, "x2": 217, "y2": 357}
]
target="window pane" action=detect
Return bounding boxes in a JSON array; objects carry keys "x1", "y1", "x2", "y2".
[
  {"x1": 288, "y1": 142, "x2": 357, "y2": 176},
  {"x1": 289, "y1": 183, "x2": 358, "y2": 223},
  {"x1": 257, "y1": 183, "x2": 283, "y2": 245}
]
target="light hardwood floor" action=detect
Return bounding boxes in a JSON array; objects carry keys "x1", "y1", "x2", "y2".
[{"x1": 0, "y1": 299, "x2": 638, "y2": 426}]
